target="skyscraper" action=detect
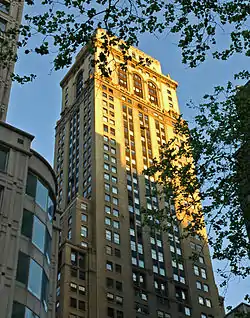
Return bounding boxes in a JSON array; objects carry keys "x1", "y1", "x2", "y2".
[
  {"x1": 55, "y1": 30, "x2": 224, "y2": 318},
  {"x1": 0, "y1": 0, "x2": 24, "y2": 121}
]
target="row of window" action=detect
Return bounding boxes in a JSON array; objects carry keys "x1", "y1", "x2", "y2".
[
  {"x1": 21, "y1": 209, "x2": 51, "y2": 263},
  {"x1": 16, "y1": 252, "x2": 48, "y2": 311},
  {"x1": 26, "y1": 172, "x2": 55, "y2": 221}
]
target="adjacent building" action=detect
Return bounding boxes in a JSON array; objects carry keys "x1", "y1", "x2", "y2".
[
  {"x1": 0, "y1": 120, "x2": 60, "y2": 318},
  {"x1": 225, "y1": 302, "x2": 250, "y2": 318},
  {"x1": 54, "y1": 30, "x2": 224, "y2": 318},
  {"x1": 0, "y1": 0, "x2": 24, "y2": 121}
]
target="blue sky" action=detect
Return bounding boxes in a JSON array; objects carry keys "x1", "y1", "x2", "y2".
[{"x1": 7, "y1": 18, "x2": 249, "y2": 311}]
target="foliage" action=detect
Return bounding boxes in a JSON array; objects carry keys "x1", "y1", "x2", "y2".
[
  {"x1": 1, "y1": 0, "x2": 250, "y2": 77},
  {"x1": 143, "y1": 79, "x2": 250, "y2": 287}
]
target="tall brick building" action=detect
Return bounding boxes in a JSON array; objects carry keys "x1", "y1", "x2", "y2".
[{"x1": 54, "y1": 30, "x2": 224, "y2": 318}]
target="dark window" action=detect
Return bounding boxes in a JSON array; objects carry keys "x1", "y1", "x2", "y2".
[
  {"x1": 70, "y1": 297, "x2": 77, "y2": 308},
  {"x1": 107, "y1": 307, "x2": 115, "y2": 318},
  {"x1": 76, "y1": 71, "x2": 83, "y2": 98},
  {"x1": 115, "y1": 264, "x2": 122, "y2": 273},
  {"x1": 11, "y1": 301, "x2": 25, "y2": 318},
  {"x1": 0, "y1": 144, "x2": 8, "y2": 171},
  {"x1": 117, "y1": 311, "x2": 124, "y2": 318},
  {"x1": 106, "y1": 277, "x2": 114, "y2": 288},
  {"x1": 16, "y1": 251, "x2": 29, "y2": 285},
  {"x1": 79, "y1": 270, "x2": 85, "y2": 280},
  {"x1": 116, "y1": 281, "x2": 123, "y2": 291},
  {"x1": 21, "y1": 209, "x2": 33, "y2": 239},
  {"x1": 71, "y1": 268, "x2": 77, "y2": 277},
  {"x1": 79, "y1": 300, "x2": 85, "y2": 311},
  {"x1": 148, "y1": 82, "x2": 158, "y2": 105},
  {"x1": 115, "y1": 248, "x2": 121, "y2": 258},
  {"x1": 26, "y1": 172, "x2": 37, "y2": 198},
  {"x1": 133, "y1": 74, "x2": 143, "y2": 98}
]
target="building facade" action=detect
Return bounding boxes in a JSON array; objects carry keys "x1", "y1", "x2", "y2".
[
  {"x1": 0, "y1": 0, "x2": 24, "y2": 121},
  {"x1": 225, "y1": 302, "x2": 250, "y2": 318},
  {"x1": 54, "y1": 30, "x2": 224, "y2": 318},
  {"x1": 0, "y1": 121, "x2": 60, "y2": 318}
]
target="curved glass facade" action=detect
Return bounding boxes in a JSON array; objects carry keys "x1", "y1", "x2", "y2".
[{"x1": 26, "y1": 171, "x2": 55, "y2": 221}]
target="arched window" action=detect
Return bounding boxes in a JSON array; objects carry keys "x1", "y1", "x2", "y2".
[
  {"x1": 118, "y1": 68, "x2": 127, "y2": 89},
  {"x1": 76, "y1": 71, "x2": 83, "y2": 98},
  {"x1": 148, "y1": 81, "x2": 158, "y2": 105},
  {"x1": 133, "y1": 73, "x2": 143, "y2": 98}
]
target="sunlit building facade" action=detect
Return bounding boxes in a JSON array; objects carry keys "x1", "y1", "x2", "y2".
[{"x1": 54, "y1": 30, "x2": 224, "y2": 318}]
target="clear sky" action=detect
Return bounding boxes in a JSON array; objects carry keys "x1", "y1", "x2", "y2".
[{"x1": 7, "y1": 15, "x2": 249, "y2": 311}]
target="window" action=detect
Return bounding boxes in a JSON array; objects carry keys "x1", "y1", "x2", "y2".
[
  {"x1": 105, "y1": 217, "x2": 111, "y2": 226},
  {"x1": 201, "y1": 268, "x2": 207, "y2": 279},
  {"x1": 118, "y1": 68, "x2": 128, "y2": 88},
  {"x1": 105, "y1": 194, "x2": 111, "y2": 202},
  {"x1": 76, "y1": 71, "x2": 83, "y2": 98},
  {"x1": 196, "y1": 281, "x2": 202, "y2": 290},
  {"x1": 116, "y1": 281, "x2": 123, "y2": 291},
  {"x1": 107, "y1": 307, "x2": 115, "y2": 318},
  {"x1": 81, "y1": 214, "x2": 87, "y2": 222},
  {"x1": 68, "y1": 229, "x2": 72, "y2": 239},
  {"x1": 184, "y1": 307, "x2": 191, "y2": 316},
  {"x1": 115, "y1": 264, "x2": 122, "y2": 273},
  {"x1": 33, "y1": 216, "x2": 46, "y2": 253},
  {"x1": 0, "y1": 0, "x2": 10, "y2": 14},
  {"x1": 199, "y1": 256, "x2": 205, "y2": 264},
  {"x1": 113, "y1": 209, "x2": 119, "y2": 217},
  {"x1": 201, "y1": 314, "x2": 207, "y2": 318},
  {"x1": 106, "y1": 261, "x2": 113, "y2": 271},
  {"x1": 81, "y1": 226, "x2": 88, "y2": 237},
  {"x1": 16, "y1": 251, "x2": 29, "y2": 285},
  {"x1": 104, "y1": 153, "x2": 109, "y2": 161},
  {"x1": 106, "y1": 245, "x2": 112, "y2": 255},
  {"x1": 70, "y1": 297, "x2": 77, "y2": 308},
  {"x1": 148, "y1": 81, "x2": 158, "y2": 105},
  {"x1": 114, "y1": 233, "x2": 120, "y2": 244},
  {"x1": 112, "y1": 186, "x2": 118, "y2": 194},
  {"x1": 104, "y1": 173, "x2": 110, "y2": 181},
  {"x1": 28, "y1": 259, "x2": 43, "y2": 299},
  {"x1": 112, "y1": 197, "x2": 118, "y2": 205},
  {"x1": 194, "y1": 265, "x2": 199, "y2": 276},
  {"x1": 79, "y1": 300, "x2": 85, "y2": 311},
  {"x1": 12, "y1": 302, "x2": 39, "y2": 318},
  {"x1": 133, "y1": 73, "x2": 143, "y2": 98},
  {"x1": 115, "y1": 248, "x2": 121, "y2": 257},
  {"x1": 113, "y1": 220, "x2": 119, "y2": 229},
  {"x1": 21, "y1": 209, "x2": 33, "y2": 239},
  {"x1": 203, "y1": 284, "x2": 209, "y2": 292},
  {"x1": 0, "y1": 144, "x2": 8, "y2": 171},
  {"x1": 105, "y1": 205, "x2": 111, "y2": 214},
  {"x1": 111, "y1": 176, "x2": 117, "y2": 183},
  {"x1": 70, "y1": 282, "x2": 77, "y2": 292},
  {"x1": 198, "y1": 296, "x2": 204, "y2": 305},
  {"x1": 0, "y1": 17, "x2": 7, "y2": 32},
  {"x1": 106, "y1": 230, "x2": 112, "y2": 241},
  {"x1": 205, "y1": 299, "x2": 212, "y2": 307},
  {"x1": 26, "y1": 172, "x2": 55, "y2": 220},
  {"x1": 116, "y1": 296, "x2": 123, "y2": 305}
]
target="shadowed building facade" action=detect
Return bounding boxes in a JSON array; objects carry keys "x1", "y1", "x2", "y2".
[
  {"x1": 54, "y1": 30, "x2": 224, "y2": 318},
  {"x1": 0, "y1": 0, "x2": 24, "y2": 121},
  {"x1": 0, "y1": 121, "x2": 60, "y2": 317}
]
